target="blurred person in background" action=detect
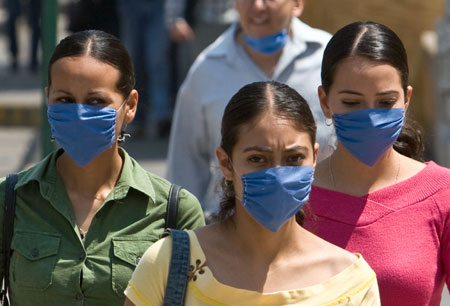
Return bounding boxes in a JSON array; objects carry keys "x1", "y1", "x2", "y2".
[
  {"x1": 166, "y1": 0, "x2": 335, "y2": 219},
  {"x1": 165, "y1": 0, "x2": 238, "y2": 91},
  {"x1": 117, "y1": 0, "x2": 172, "y2": 138},
  {"x1": 5, "y1": 0, "x2": 41, "y2": 73},
  {"x1": 67, "y1": 0, "x2": 120, "y2": 38}
]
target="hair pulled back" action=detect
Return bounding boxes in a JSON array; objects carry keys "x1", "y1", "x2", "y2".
[
  {"x1": 321, "y1": 21, "x2": 424, "y2": 160},
  {"x1": 217, "y1": 81, "x2": 317, "y2": 223},
  {"x1": 48, "y1": 30, "x2": 135, "y2": 98}
]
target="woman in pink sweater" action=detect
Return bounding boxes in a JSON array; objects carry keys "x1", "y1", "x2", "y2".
[{"x1": 304, "y1": 21, "x2": 450, "y2": 306}]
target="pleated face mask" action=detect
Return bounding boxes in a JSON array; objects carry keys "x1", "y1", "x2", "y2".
[
  {"x1": 243, "y1": 29, "x2": 289, "y2": 54},
  {"x1": 47, "y1": 101, "x2": 126, "y2": 167},
  {"x1": 333, "y1": 108, "x2": 404, "y2": 166},
  {"x1": 239, "y1": 166, "x2": 314, "y2": 232}
]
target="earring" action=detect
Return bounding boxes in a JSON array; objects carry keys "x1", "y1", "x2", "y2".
[
  {"x1": 50, "y1": 135, "x2": 55, "y2": 142},
  {"x1": 117, "y1": 130, "x2": 131, "y2": 143},
  {"x1": 224, "y1": 180, "x2": 233, "y2": 187},
  {"x1": 325, "y1": 118, "x2": 333, "y2": 126}
]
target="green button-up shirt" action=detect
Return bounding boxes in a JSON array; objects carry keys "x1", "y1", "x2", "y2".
[{"x1": 0, "y1": 148, "x2": 205, "y2": 306}]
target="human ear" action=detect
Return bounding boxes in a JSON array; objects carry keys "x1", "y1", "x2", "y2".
[
  {"x1": 292, "y1": 0, "x2": 304, "y2": 17},
  {"x1": 312, "y1": 142, "x2": 319, "y2": 169},
  {"x1": 216, "y1": 147, "x2": 234, "y2": 181},
  {"x1": 404, "y1": 85, "x2": 413, "y2": 112},
  {"x1": 318, "y1": 86, "x2": 333, "y2": 118},
  {"x1": 124, "y1": 89, "x2": 138, "y2": 124}
]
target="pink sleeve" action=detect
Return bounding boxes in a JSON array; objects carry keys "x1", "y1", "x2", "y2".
[{"x1": 435, "y1": 186, "x2": 450, "y2": 286}]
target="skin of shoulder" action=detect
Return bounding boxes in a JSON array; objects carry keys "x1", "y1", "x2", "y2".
[{"x1": 195, "y1": 222, "x2": 358, "y2": 289}]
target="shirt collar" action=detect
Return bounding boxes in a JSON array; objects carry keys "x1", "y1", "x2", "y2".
[
  {"x1": 113, "y1": 147, "x2": 155, "y2": 202},
  {"x1": 16, "y1": 148, "x2": 156, "y2": 203},
  {"x1": 206, "y1": 17, "x2": 324, "y2": 63}
]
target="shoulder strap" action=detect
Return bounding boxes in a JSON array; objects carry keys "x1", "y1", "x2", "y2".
[
  {"x1": 1, "y1": 173, "x2": 18, "y2": 306},
  {"x1": 163, "y1": 229, "x2": 190, "y2": 306},
  {"x1": 165, "y1": 184, "x2": 182, "y2": 229}
]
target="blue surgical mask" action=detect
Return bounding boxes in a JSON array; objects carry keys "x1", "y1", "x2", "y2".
[
  {"x1": 47, "y1": 102, "x2": 126, "y2": 167},
  {"x1": 243, "y1": 29, "x2": 288, "y2": 54},
  {"x1": 333, "y1": 108, "x2": 405, "y2": 166},
  {"x1": 239, "y1": 166, "x2": 314, "y2": 232}
]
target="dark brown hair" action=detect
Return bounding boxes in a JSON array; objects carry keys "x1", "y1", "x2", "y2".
[
  {"x1": 321, "y1": 21, "x2": 424, "y2": 160},
  {"x1": 48, "y1": 30, "x2": 135, "y2": 98},
  {"x1": 217, "y1": 81, "x2": 317, "y2": 223}
]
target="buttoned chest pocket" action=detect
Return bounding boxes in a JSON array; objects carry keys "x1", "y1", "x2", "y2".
[
  {"x1": 111, "y1": 237, "x2": 154, "y2": 297},
  {"x1": 11, "y1": 231, "x2": 61, "y2": 290}
]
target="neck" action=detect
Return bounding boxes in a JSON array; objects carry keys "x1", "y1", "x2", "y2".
[
  {"x1": 236, "y1": 30, "x2": 283, "y2": 78},
  {"x1": 225, "y1": 204, "x2": 302, "y2": 264},
  {"x1": 329, "y1": 143, "x2": 401, "y2": 195},
  {"x1": 56, "y1": 145, "x2": 123, "y2": 199}
]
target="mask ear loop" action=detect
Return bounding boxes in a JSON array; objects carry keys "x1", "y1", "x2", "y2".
[{"x1": 117, "y1": 95, "x2": 131, "y2": 143}]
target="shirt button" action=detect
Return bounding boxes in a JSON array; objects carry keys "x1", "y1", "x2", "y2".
[
  {"x1": 76, "y1": 293, "x2": 83, "y2": 300},
  {"x1": 31, "y1": 248, "x2": 39, "y2": 258}
]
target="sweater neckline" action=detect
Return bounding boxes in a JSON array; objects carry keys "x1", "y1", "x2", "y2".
[{"x1": 312, "y1": 161, "x2": 450, "y2": 205}]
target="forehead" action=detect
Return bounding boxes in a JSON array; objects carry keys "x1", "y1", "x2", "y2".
[
  {"x1": 50, "y1": 55, "x2": 120, "y2": 87},
  {"x1": 332, "y1": 56, "x2": 403, "y2": 89},
  {"x1": 234, "y1": 111, "x2": 312, "y2": 149}
]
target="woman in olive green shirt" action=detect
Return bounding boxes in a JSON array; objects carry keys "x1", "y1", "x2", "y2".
[{"x1": 0, "y1": 30, "x2": 205, "y2": 306}]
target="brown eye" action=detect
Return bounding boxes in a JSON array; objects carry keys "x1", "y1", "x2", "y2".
[
  {"x1": 55, "y1": 97, "x2": 74, "y2": 104},
  {"x1": 286, "y1": 154, "x2": 305, "y2": 165},
  {"x1": 378, "y1": 100, "x2": 396, "y2": 107},
  {"x1": 87, "y1": 98, "x2": 106, "y2": 106},
  {"x1": 248, "y1": 155, "x2": 266, "y2": 164},
  {"x1": 342, "y1": 100, "x2": 359, "y2": 106}
]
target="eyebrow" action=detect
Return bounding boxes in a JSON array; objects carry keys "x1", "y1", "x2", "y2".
[
  {"x1": 337, "y1": 89, "x2": 400, "y2": 96},
  {"x1": 52, "y1": 89, "x2": 72, "y2": 95},
  {"x1": 375, "y1": 90, "x2": 399, "y2": 96},
  {"x1": 242, "y1": 145, "x2": 309, "y2": 153},
  {"x1": 51, "y1": 89, "x2": 108, "y2": 96},
  {"x1": 338, "y1": 90, "x2": 362, "y2": 95}
]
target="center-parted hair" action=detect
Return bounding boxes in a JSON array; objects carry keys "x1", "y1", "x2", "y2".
[
  {"x1": 321, "y1": 21, "x2": 424, "y2": 160},
  {"x1": 48, "y1": 30, "x2": 135, "y2": 98},
  {"x1": 217, "y1": 81, "x2": 317, "y2": 222}
]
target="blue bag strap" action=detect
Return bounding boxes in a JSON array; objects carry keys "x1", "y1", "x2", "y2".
[{"x1": 162, "y1": 229, "x2": 190, "y2": 306}]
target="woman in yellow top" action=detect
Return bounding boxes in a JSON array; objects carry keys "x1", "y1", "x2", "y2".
[{"x1": 124, "y1": 81, "x2": 380, "y2": 305}]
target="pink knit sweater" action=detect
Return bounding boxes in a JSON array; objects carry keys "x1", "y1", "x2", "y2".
[{"x1": 304, "y1": 161, "x2": 450, "y2": 306}]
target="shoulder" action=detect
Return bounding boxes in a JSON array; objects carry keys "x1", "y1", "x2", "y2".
[
  {"x1": 181, "y1": 24, "x2": 236, "y2": 84},
  {"x1": 292, "y1": 18, "x2": 332, "y2": 46},
  {"x1": 305, "y1": 229, "x2": 358, "y2": 271},
  {"x1": 145, "y1": 172, "x2": 205, "y2": 228},
  {"x1": 423, "y1": 160, "x2": 450, "y2": 177},
  {"x1": 305, "y1": 237, "x2": 379, "y2": 304},
  {"x1": 126, "y1": 234, "x2": 173, "y2": 305},
  {"x1": 409, "y1": 160, "x2": 450, "y2": 194}
]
